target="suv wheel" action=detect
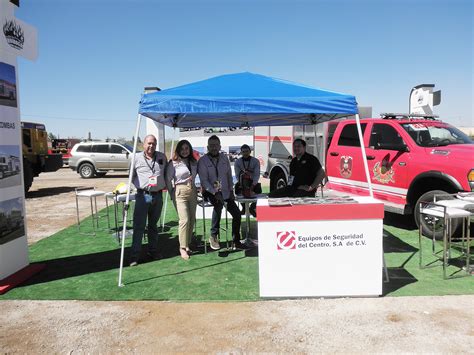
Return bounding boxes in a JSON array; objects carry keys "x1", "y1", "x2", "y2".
[
  {"x1": 79, "y1": 163, "x2": 95, "y2": 179},
  {"x1": 414, "y1": 189, "x2": 459, "y2": 240}
]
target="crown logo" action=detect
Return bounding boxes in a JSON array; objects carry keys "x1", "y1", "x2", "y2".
[{"x1": 3, "y1": 19, "x2": 24, "y2": 50}]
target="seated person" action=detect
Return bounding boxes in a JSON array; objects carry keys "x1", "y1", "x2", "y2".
[
  {"x1": 234, "y1": 144, "x2": 261, "y2": 217},
  {"x1": 269, "y1": 138, "x2": 326, "y2": 198},
  {"x1": 197, "y1": 135, "x2": 246, "y2": 250}
]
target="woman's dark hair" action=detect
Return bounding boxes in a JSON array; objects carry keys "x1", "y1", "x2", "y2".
[
  {"x1": 173, "y1": 139, "x2": 196, "y2": 162},
  {"x1": 293, "y1": 138, "x2": 306, "y2": 147}
]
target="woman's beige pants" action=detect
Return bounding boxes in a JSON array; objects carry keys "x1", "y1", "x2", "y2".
[{"x1": 175, "y1": 183, "x2": 197, "y2": 249}]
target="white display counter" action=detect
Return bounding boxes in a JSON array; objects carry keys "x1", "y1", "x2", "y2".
[{"x1": 257, "y1": 196, "x2": 384, "y2": 297}]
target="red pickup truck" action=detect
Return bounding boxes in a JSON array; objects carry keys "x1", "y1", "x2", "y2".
[{"x1": 326, "y1": 114, "x2": 474, "y2": 238}]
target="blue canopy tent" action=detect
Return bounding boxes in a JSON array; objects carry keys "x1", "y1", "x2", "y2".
[
  {"x1": 118, "y1": 72, "x2": 374, "y2": 286},
  {"x1": 138, "y1": 72, "x2": 358, "y2": 127}
]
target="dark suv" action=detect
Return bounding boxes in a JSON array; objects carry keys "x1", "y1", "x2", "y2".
[{"x1": 69, "y1": 141, "x2": 134, "y2": 178}]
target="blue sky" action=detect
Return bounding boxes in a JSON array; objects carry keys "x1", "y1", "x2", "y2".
[{"x1": 16, "y1": 0, "x2": 473, "y2": 140}]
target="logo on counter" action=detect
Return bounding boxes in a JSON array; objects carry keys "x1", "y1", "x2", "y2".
[{"x1": 276, "y1": 231, "x2": 296, "y2": 250}]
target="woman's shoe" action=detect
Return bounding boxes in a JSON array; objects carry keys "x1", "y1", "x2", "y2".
[
  {"x1": 186, "y1": 248, "x2": 193, "y2": 255},
  {"x1": 180, "y1": 248, "x2": 190, "y2": 260}
]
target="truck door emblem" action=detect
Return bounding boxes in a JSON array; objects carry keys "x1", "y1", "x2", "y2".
[
  {"x1": 340, "y1": 156, "x2": 353, "y2": 178},
  {"x1": 373, "y1": 160, "x2": 395, "y2": 184}
]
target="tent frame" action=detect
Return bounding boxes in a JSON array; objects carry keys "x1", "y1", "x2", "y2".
[{"x1": 118, "y1": 73, "x2": 374, "y2": 287}]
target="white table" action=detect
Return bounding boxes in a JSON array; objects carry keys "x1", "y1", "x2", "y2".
[
  {"x1": 257, "y1": 196, "x2": 384, "y2": 297},
  {"x1": 75, "y1": 188, "x2": 106, "y2": 236}
]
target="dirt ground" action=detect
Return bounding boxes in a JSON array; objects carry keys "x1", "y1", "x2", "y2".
[{"x1": 1, "y1": 168, "x2": 473, "y2": 353}]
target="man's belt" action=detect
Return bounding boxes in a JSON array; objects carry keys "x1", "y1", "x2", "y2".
[{"x1": 137, "y1": 189, "x2": 163, "y2": 195}]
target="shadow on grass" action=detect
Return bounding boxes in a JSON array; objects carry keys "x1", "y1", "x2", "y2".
[
  {"x1": 383, "y1": 268, "x2": 417, "y2": 295},
  {"x1": 125, "y1": 255, "x2": 247, "y2": 286},
  {"x1": 382, "y1": 229, "x2": 419, "y2": 295},
  {"x1": 384, "y1": 211, "x2": 417, "y2": 230},
  {"x1": 19, "y1": 233, "x2": 183, "y2": 287},
  {"x1": 26, "y1": 186, "x2": 78, "y2": 198}
]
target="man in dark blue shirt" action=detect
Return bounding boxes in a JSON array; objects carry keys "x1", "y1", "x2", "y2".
[{"x1": 269, "y1": 138, "x2": 326, "y2": 198}]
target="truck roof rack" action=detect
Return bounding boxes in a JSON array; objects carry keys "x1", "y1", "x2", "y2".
[{"x1": 380, "y1": 113, "x2": 439, "y2": 120}]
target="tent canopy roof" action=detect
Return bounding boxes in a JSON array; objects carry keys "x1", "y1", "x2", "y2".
[{"x1": 139, "y1": 72, "x2": 358, "y2": 128}]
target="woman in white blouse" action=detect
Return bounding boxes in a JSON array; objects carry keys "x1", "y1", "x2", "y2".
[{"x1": 166, "y1": 140, "x2": 198, "y2": 260}]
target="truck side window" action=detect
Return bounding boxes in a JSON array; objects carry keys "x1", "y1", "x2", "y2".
[
  {"x1": 92, "y1": 144, "x2": 109, "y2": 153},
  {"x1": 338, "y1": 123, "x2": 367, "y2": 147},
  {"x1": 370, "y1": 124, "x2": 404, "y2": 148},
  {"x1": 22, "y1": 130, "x2": 32, "y2": 149}
]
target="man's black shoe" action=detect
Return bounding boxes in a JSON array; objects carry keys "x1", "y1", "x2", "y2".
[
  {"x1": 147, "y1": 252, "x2": 163, "y2": 261},
  {"x1": 232, "y1": 240, "x2": 249, "y2": 250},
  {"x1": 129, "y1": 259, "x2": 138, "y2": 267}
]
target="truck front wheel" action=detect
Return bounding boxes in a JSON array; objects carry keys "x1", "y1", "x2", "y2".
[
  {"x1": 79, "y1": 163, "x2": 95, "y2": 179},
  {"x1": 414, "y1": 189, "x2": 459, "y2": 240}
]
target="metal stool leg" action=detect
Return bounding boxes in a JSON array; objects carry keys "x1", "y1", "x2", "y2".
[
  {"x1": 76, "y1": 194, "x2": 81, "y2": 231},
  {"x1": 383, "y1": 254, "x2": 390, "y2": 283},
  {"x1": 203, "y1": 201, "x2": 207, "y2": 254}
]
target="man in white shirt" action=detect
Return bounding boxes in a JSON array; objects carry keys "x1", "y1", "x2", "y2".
[
  {"x1": 130, "y1": 135, "x2": 167, "y2": 266},
  {"x1": 197, "y1": 135, "x2": 246, "y2": 250}
]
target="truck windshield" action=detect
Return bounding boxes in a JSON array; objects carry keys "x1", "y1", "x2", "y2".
[{"x1": 401, "y1": 122, "x2": 473, "y2": 147}]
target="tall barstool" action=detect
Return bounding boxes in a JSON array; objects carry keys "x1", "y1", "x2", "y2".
[
  {"x1": 75, "y1": 187, "x2": 106, "y2": 236},
  {"x1": 418, "y1": 198, "x2": 471, "y2": 279}
]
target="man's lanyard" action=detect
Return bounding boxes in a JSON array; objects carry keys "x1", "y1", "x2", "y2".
[
  {"x1": 144, "y1": 152, "x2": 156, "y2": 173},
  {"x1": 242, "y1": 158, "x2": 251, "y2": 171},
  {"x1": 208, "y1": 154, "x2": 219, "y2": 179}
]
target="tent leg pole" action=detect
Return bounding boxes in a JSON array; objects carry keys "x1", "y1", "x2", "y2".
[
  {"x1": 162, "y1": 128, "x2": 175, "y2": 231},
  {"x1": 118, "y1": 113, "x2": 142, "y2": 287},
  {"x1": 355, "y1": 114, "x2": 374, "y2": 198}
]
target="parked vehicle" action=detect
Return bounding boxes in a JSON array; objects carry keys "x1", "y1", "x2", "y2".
[
  {"x1": 48, "y1": 138, "x2": 80, "y2": 165},
  {"x1": 69, "y1": 141, "x2": 134, "y2": 178},
  {"x1": 21, "y1": 122, "x2": 63, "y2": 193},
  {"x1": 0, "y1": 154, "x2": 20, "y2": 179},
  {"x1": 255, "y1": 114, "x2": 474, "y2": 239}
]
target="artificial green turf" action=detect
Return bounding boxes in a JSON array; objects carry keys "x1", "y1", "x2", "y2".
[{"x1": 1, "y1": 197, "x2": 473, "y2": 301}]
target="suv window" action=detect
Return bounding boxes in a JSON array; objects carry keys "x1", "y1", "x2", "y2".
[
  {"x1": 76, "y1": 144, "x2": 92, "y2": 153},
  {"x1": 338, "y1": 123, "x2": 367, "y2": 147},
  {"x1": 370, "y1": 124, "x2": 404, "y2": 148},
  {"x1": 92, "y1": 144, "x2": 109, "y2": 153},
  {"x1": 110, "y1": 144, "x2": 127, "y2": 154}
]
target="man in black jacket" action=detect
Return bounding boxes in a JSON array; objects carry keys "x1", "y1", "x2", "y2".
[{"x1": 269, "y1": 138, "x2": 326, "y2": 198}]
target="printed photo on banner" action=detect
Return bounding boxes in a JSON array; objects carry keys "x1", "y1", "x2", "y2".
[
  {"x1": 0, "y1": 62, "x2": 17, "y2": 108},
  {"x1": 0, "y1": 196, "x2": 25, "y2": 246},
  {"x1": 0, "y1": 145, "x2": 21, "y2": 189}
]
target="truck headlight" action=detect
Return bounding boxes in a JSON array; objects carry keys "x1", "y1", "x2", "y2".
[{"x1": 468, "y1": 169, "x2": 474, "y2": 191}]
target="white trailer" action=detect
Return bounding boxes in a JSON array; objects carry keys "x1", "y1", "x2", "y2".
[{"x1": 254, "y1": 107, "x2": 372, "y2": 190}]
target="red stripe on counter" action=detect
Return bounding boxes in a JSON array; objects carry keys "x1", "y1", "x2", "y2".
[{"x1": 257, "y1": 203, "x2": 384, "y2": 221}]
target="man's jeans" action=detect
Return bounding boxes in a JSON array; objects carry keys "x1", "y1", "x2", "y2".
[
  {"x1": 204, "y1": 191, "x2": 241, "y2": 241},
  {"x1": 131, "y1": 191, "x2": 163, "y2": 260}
]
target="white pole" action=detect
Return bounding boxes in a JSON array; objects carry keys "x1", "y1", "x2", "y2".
[
  {"x1": 161, "y1": 127, "x2": 176, "y2": 230},
  {"x1": 118, "y1": 113, "x2": 142, "y2": 287},
  {"x1": 355, "y1": 114, "x2": 374, "y2": 198}
]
